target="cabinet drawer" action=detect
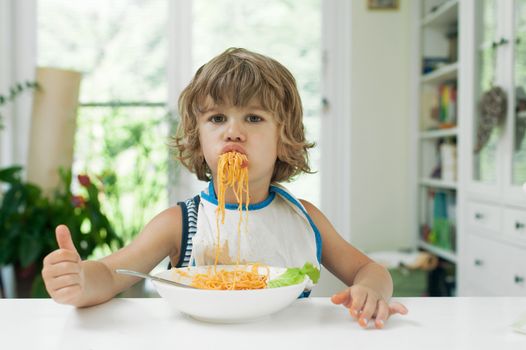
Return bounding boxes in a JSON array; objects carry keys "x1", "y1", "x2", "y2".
[
  {"x1": 465, "y1": 234, "x2": 502, "y2": 295},
  {"x1": 462, "y1": 280, "x2": 495, "y2": 297},
  {"x1": 464, "y1": 234, "x2": 526, "y2": 296},
  {"x1": 503, "y1": 207, "x2": 526, "y2": 241},
  {"x1": 467, "y1": 202, "x2": 502, "y2": 233},
  {"x1": 498, "y1": 243, "x2": 526, "y2": 296}
]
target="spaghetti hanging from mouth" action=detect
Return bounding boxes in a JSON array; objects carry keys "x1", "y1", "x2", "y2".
[{"x1": 189, "y1": 151, "x2": 269, "y2": 290}]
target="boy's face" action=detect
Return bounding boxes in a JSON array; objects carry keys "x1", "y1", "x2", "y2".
[{"x1": 197, "y1": 97, "x2": 279, "y2": 188}]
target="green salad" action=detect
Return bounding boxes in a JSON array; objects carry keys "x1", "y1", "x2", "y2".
[{"x1": 268, "y1": 263, "x2": 320, "y2": 288}]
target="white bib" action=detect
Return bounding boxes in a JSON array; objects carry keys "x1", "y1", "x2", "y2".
[{"x1": 190, "y1": 181, "x2": 321, "y2": 271}]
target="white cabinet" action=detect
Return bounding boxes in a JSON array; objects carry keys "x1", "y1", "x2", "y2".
[
  {"x1": 503, "y1": 206, "x2": 526, "y2": 241},
  {"x1": 459, "y1": 0, "x2": 526, "y2": 296},
  {"x1": 466, "y1": 201, "x2": 502, "y2": 234},
  {"x1": 463, "y1": 234, "x2": 500, "y2": 295},
  {"x1": 465, "y1": 0, "x2": 526, "y2": 199},
  {"x1": 412, "y1": 0, "x2": 526, "y2": 296},
  {"x1": 464, "y1": 234, "x2": 526, "y2": 296}
]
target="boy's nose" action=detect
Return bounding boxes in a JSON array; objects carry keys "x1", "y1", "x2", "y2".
[{"x1": 225, "y1": 121, "x2": 246, "y2": 142}]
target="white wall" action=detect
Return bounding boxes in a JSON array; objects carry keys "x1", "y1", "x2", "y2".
[
  {"x1": 349, "y1": 0, "x2": 411, "y2": 252},
  {"x1": 313, "y1": 0, "x2": 412, "y2": 297}
]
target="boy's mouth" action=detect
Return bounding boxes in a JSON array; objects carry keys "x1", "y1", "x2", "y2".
[
  {"x1": 220, "y1": 145, "x2": 249, "y2": 168},
  {"x1": 221, "y1": 144, "x2": 246, "y2": 155}
]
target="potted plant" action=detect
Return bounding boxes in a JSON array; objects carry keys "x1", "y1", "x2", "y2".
[{"x1": 0, "y1": 166, "x2": 123, "y2": 297}]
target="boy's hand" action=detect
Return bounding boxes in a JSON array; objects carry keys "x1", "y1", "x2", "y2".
[
  {"x1": 42, "y1": 225, "x2": 85, "y2": 305},
  {"x1": 331, "y1": 285, "x2": 408, "y2": 329}
]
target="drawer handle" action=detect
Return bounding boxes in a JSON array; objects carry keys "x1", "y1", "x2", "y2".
[
  {"x1": 475, "y1": 212, "x2": 484, "y2": 220},
  {"x1": 474, "y1": 259, "x2": 484, "y2": 266},
  {"x1": 515, "y1": 275, "x2": 524, "y2": 284},
  {"x1": 516, "y1": 222, "x2": 525, "y2": 230}
]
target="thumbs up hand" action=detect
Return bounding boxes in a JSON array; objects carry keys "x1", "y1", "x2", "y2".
[{"x1": 42, "y1": 225, "x2": 85, "y2": 305}]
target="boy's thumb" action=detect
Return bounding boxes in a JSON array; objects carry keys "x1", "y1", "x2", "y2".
[{"x1": 55, "y1": 225, "x2": 78, "y2": 253}]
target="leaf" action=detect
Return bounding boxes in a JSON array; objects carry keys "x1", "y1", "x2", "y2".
[
  {"x1": 0, "y1": 239, "x2": 15, "y2": 265},
  {"x1": 18, "y1": 233, "x2": 42, "y2": 267},
  {"x1": 31, "y1": 273, "x2": 50, "y2": 298},
  {"x1": 267, "y1": 262, "x2": 320, "y2": 288},
  {"x1": 0, "y1": 166, "x2": 22, "y2": 183},
  {"x1": 301, "y1": 262, "x2": 321, "y2": 284}
]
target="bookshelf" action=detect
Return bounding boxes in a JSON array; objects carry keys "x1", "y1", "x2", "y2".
[
  {"x1": 420, "y1": 62, "x2": 458, "y2": 84},
  {"x1": 419, "y1": 127, "x2": 458, "y2": 139},
  {"x1": 419, "y1": 178, "x2": 457, "y2": 190},
  {"x1": 412, "y1": 0, "x2": 460, "y2": 294},
  {"x1": 418, "y1": 240, "x2": 457, "y2": 263},
  {"x1": 419, "y1": 0, "x2": 458, "y2": 28}
]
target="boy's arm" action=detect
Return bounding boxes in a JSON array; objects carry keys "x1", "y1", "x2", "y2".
[
  {"x1": 298, "y1": 199, "x2": 382, "y2": 288},
  {"x1": 299, "y1": 199, "x2": 407, "y2": 328},
  {"x1": 42, "y1": 205, "x2": 183, "y2": 307}
]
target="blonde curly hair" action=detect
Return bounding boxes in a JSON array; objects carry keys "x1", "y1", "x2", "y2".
[{"x1": 171, "y1": 47, "x2": 314, "y2": 182}]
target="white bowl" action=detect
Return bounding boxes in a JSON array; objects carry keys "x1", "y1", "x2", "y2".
[{"x1": 152, "y1": 265, "x2": 307, "y2": 323}]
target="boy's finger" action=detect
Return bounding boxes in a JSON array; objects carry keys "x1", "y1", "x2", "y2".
[
  {"x1": 388, "y1": 302, "x2": 409, "y2": 315},
  {"x1": 358, "y1": 297, "x2": 378, "y2": 327},
  {"x1": 374, "y1": 300, "x2": 389, "y2": 329},
  {"x1": 55, "y1": 225, "x2": 79, "y2": 254},
  {"x1": 46, "y1": 261, "x2": 82, "y2": 277},
  {"x1": 349, "y1": 289, "x2": 367, "y2": 317},
  {"x1": 47, "y1": 274, "x2": 81, "y2": 292},
  {"x1": 44, "y1": 251, "x2": 80, "y2": 266},
  {"x1": 53, "y1": 284, "x2": 82, "y2": 304},
  {"x1": 330, "y1": 289, "x2": 351, "y2": 305}
]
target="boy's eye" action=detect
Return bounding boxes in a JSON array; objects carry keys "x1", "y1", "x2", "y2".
[
  {"x1": 247, "y1": 114, "x2": 263, "y2": 123},
  {"x1": 209, "y1": 114, "x2": 226, "y2": 123}
]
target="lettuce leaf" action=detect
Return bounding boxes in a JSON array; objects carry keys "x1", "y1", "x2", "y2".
[{"x1": 267, "y1": 263, "x2": 320, "y2": 288}]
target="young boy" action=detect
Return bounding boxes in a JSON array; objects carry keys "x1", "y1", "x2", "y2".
[{"x1": 42, "y1": 48, "x2": 407, "y2": 329}]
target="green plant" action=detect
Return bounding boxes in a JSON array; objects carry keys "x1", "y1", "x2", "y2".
[
  {"x1": 0, "y1": 166, "x2": 123, "y2": 297},
  {"x1": 0, "y1": 81, "x2": 39, "y2": 129}
]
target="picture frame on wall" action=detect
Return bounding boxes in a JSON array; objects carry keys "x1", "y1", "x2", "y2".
[{"x1": 368, "y1": 0, "x2": 399, "y2": 10}]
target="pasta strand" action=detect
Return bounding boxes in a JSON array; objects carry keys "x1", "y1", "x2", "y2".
[{"x1": 190, "y1": 151, "x2": 268, "y2": 290}]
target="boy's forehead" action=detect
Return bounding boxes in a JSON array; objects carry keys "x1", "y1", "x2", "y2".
[{"x1": 199, "y1": 95, "x2": 265, "y2": 113}]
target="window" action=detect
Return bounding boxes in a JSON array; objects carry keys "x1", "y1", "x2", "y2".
[
  {"x1": 37, "y1": 0, "x2": 323, "y2": 250},
  {"x1": 38, "y1": 0, "x2": 169, "y2": 245}
]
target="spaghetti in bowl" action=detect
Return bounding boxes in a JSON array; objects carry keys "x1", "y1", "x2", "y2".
[{"x1": 152, "y1": 265, "x2": 308, "y2": 323}]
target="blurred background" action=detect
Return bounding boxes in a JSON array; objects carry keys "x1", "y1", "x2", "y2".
[{"x1": 1, "y1": 0, "x2": 525, "y2": 299}]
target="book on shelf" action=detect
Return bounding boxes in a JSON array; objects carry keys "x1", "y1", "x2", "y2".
[
  {"x1": 420, "y1": 80, "x2": 457, "y2": 131},
  {"x1": 421, "y1": 189, "x2": 456, "y2": 252},
  {"x1": 438, "y1": 81, "x2": 457, "y2": 127},
  {"x1": 422, "y1": 57, "x2": 450, "y2": 75},
  {"x1": 440, "y1": 142, "x2": 457, "y2": 181},
  {"x1": 427, "y1": 138, "x2": 457, "y2": 182}
]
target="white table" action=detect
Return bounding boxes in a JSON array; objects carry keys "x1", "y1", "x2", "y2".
[{"x1": 1, "y1": 297, "x2": 525, "y2": 349}]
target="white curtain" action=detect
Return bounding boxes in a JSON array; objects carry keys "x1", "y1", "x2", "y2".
[
  {"x1": 0, "y1": 0, "x2": 36, "y2": 298},
  {"x1": 0, "y1": 0, "x2": 36, "y2": 169}
]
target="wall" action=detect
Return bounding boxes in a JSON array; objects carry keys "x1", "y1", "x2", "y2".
[{"x1": 350, "y1": 0, "x2": 411, "y2": 252}]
